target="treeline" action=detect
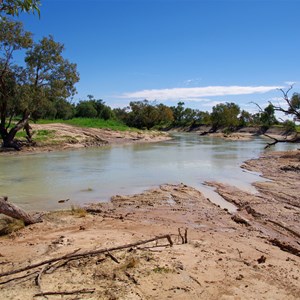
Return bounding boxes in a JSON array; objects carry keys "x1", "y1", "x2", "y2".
[{"x1": 39, "y1": 96, "x2": 299, "y2": 133}]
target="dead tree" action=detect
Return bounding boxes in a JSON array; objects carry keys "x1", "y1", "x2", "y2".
[
  {"x1": 0, "y1": 196, "x2": 42, "y2": 225},
  {"x1": 271, "y1": 85, "x2": 300, "y2": 122}
]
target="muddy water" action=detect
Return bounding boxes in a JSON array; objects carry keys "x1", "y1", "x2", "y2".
[{"x1": 0, "y1": 134, "x2": 297, "y2": 211}]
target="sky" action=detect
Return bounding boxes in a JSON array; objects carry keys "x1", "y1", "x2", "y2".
[{"x1": 16, "y1": 0, "x2": 300, "y2": 113}]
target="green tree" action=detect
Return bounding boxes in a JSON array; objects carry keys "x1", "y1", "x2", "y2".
[
  {"x1": 239, "y1": 110, "x2": 252, "y2": 127},
  {"x1": 171, "y1": 102, "x2": 185, "y2": 125},
  {"x1": 0, "y1": 0, "x2": 40, "y2": 16},
  {"x1": 75, "y1": 96, "x2": 114, "y2": 120},
  {"x1": 259, "y1": 104, "x2": 277, "y2": 129},
  {"x1": 75, "y1": 100, "x2": 98, "y2": 118},
  {"x1": 0, "y1": 18, "x2": 79, "y2": 149},
  {"x1": 210, "y1": 102, "x2": 240, "y2": 131}
]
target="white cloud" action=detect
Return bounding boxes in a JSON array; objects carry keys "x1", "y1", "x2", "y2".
[{"x1": 121, "y1": 85, "x2": 282, "y2": 101}]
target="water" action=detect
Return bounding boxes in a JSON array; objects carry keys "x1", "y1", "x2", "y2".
[{"x1": 0, "y1": 133, "x2": 297, "y2": 211}]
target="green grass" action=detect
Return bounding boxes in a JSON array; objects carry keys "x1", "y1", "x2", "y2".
[{"x1": 37, "y1": 118, "x2": 135, "y2": 131}]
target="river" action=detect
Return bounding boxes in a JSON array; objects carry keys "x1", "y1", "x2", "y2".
[{"x1": 0, "y1": 133, "x2": 297, "y2": 211}]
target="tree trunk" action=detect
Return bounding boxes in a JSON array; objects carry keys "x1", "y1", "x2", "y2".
[
  {"x1": 0, "y1": 196, "x2": 42, "y2": 225},
  {"x1": 1, "y1": 111, "x2": 31, "y2": 150}
]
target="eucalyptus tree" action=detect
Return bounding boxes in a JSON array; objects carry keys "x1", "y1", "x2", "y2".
[
  {"x1": 0, "y1": 0, "x2": 40, "y2": 16},
  {"x1": 0, "y1": 18, "x2": 79, "y2": 150},
  {"x1": 210, "y1": 102, "x2": 241, "y2": 132}
]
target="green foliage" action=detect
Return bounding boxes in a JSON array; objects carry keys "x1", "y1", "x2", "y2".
[
  {"x1": 239, "y1": 110, "x2": 252, "y2": 127},
  {"x1": 210, "y1": 102, "x2": 240, "y2": 131},
  {"x1": 123, "y1": 100, "x2": 174, "y2": 129},
  {"x1": 170, "y1": 102, "x2": 211, "y2": 127},
  {"x1": 75, "y1": 96, "x2": 114, "y2": 120},
  {"x1": 289, "y1": 93, "x2": 300, "y2": 121},
  {"x1": 259, "y1": 104, "x2": 278, "y2": 129},
  {"x1": 0, "y1": 0, "x2": 40, "y2": 16},
  {"x1": 0, "y1": 18, "x2": 79, "y2": 149},
  {"x1": 282, "y1": 120, "x2": 296, "y2": 133}
]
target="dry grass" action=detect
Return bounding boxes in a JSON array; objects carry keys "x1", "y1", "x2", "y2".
[{"x1": 0, "y1": 217, "x2": 25, "y2": 235}]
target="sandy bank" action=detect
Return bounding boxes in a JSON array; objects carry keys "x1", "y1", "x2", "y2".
[
  {"x1": 0, "y1": 123, "x2": 172, "y2": 155},
  {"x1": 0, "y1": 150, "x2": 299, "y2": 299}
]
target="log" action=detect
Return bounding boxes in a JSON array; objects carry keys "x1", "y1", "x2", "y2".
[{"x1": 0, "y1": 196, "x2": 42, "y2": 225}]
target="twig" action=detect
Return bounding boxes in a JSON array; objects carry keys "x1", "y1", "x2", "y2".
[
  {"x1": 106, "y1": 251, "x2": 119, "y2": 264},
  {"x1": 0, "y1": 270, "x2": 39, "y2": 285},
  {"x1": 178, "y1": 228, "x2": 184, "y2": 244},
  {"x1": 236, "y1": 248, "x2": 242, "y2": 259},
  {"x1": 184, "y1": 228, "x2": 188, "y2": 244},
  {"x1": 189, "y1": 275, "x2": 202, "y2": 286},
  {"x1": 35, "y1": 265, "x2": 48, "y2": 293},
  {"x1": 33, "y1": 288, "x2": 95, "y2": 297},
  {"x1": 125, "y1": 271, "x2": 139, "y2": 284},
  {"x1": 0, "y1": 235, "x2": 173, "y2": 278}
]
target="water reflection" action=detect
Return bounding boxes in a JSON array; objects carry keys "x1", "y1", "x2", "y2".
[{"x1": 0, "y1": 133, "x2": 297, "y2": 211}]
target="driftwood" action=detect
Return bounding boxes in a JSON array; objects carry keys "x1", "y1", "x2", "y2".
[
  {"x1": 34, "y1": 288, "x2": 95, "y2": 297},
  {"x1": 0, "y1": 196, "x2": 42, "y2": 225},
  {"x1": 0, "y1": 234, "x2": 173, "y2": 279}
]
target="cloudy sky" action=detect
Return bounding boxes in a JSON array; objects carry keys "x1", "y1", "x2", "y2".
[{"x1": 18, "y1": 0, "x2": 300, "y2": 112}]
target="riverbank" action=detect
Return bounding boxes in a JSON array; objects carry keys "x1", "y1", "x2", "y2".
[
  {"x1": 0, "y1": 123, "x2": 171, "y2": 154},
  {"x1": 0, "y1": 150, "x2": 299, "y2": 299},
  {"x1": 171, "y1": 125, "x2": 297, "y2": 142}
]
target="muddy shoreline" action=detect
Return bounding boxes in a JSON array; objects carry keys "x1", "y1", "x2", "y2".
[
  {"x1": 0, "y1": 149, "x2": 299, "y2": 299},
  {"x1": 0, "y1": 123, "x2": 172, "y2": 155}
]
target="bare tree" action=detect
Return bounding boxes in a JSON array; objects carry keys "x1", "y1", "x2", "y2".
[
  {"x1": 271, "y1": 85, "x2": 300, "y2": 122},
  {"x1": 264, "y1": 86, "x2": 300, "y2": 148}
]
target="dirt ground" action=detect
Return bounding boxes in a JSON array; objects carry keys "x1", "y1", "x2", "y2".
[{"x1": 0, "y1": 148, "x2": 299, "y2": 299}]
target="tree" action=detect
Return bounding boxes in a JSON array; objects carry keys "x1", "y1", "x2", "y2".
[
  {"x1": 75, "y1": 96, "x2": 114, "y2": 120},
  {"x1": 259, "y1": 104, "x2": 278, "y2": 129},
  {"x1": 264, "y1": 86, "x2": 300, "y2": 147},
  {"x1": 210, "y1": 102, "x2": 240, "y2": 131},
  {"x1": 171, "y1": 102, "x2": 185, "y2": 125},
  {"x1": 271, "y1": 86, "x2": 300, "y2": 122},
  {"x1": 239, "y1": 110, "x2": 252, "y2": 127},
  {"x1": 0, "y1": 0, "x2": 40, "y2": 16},
  {"x1": 0, "y1": 18, "x2": 79, "y2": 150}
]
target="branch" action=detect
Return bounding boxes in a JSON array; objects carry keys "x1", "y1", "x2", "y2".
[
  {"x1": 0, "y1": 234, "x2": 173, "y2": 279},
  {"x1": 263, "y1": 133, "x2": 300, "y2": 149},
  {"x1": 33, "y1": 288, "x2": 95, "y2": 297}
]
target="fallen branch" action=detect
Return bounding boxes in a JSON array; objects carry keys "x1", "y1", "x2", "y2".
[
  {"x1": 0, "y1": 235, "x2": 173, "y2": 279},
  {"x1": 33, "y1": 288, "x2": 95, "y2": 297},
  {"x1": 106, "y1": 251, "x2": 119, "y2": 264},
  {"x1": 0, "y1": 270, "x2": 39, "y2": 285},
  {"x1": 0, "y1": 196, "x2": 42, "y2": 225},
  {"x1": 264, "y1": 133, "x2": 300, "y2": 149}
]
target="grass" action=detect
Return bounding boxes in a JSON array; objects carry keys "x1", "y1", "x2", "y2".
[
  {"x1": 70, "y1": 205, "x2": 87, "y2": 218},
  {"x1": 0, "y1": 217, "x2": 25, "y2": 236},
  {"x1": 37, "y1": 118, "x2": 135, "y2": 131}
]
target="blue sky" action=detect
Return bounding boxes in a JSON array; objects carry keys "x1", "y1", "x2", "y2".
[{"x1": 17, "y1": 0, "x2": 300, "y2": 113}]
